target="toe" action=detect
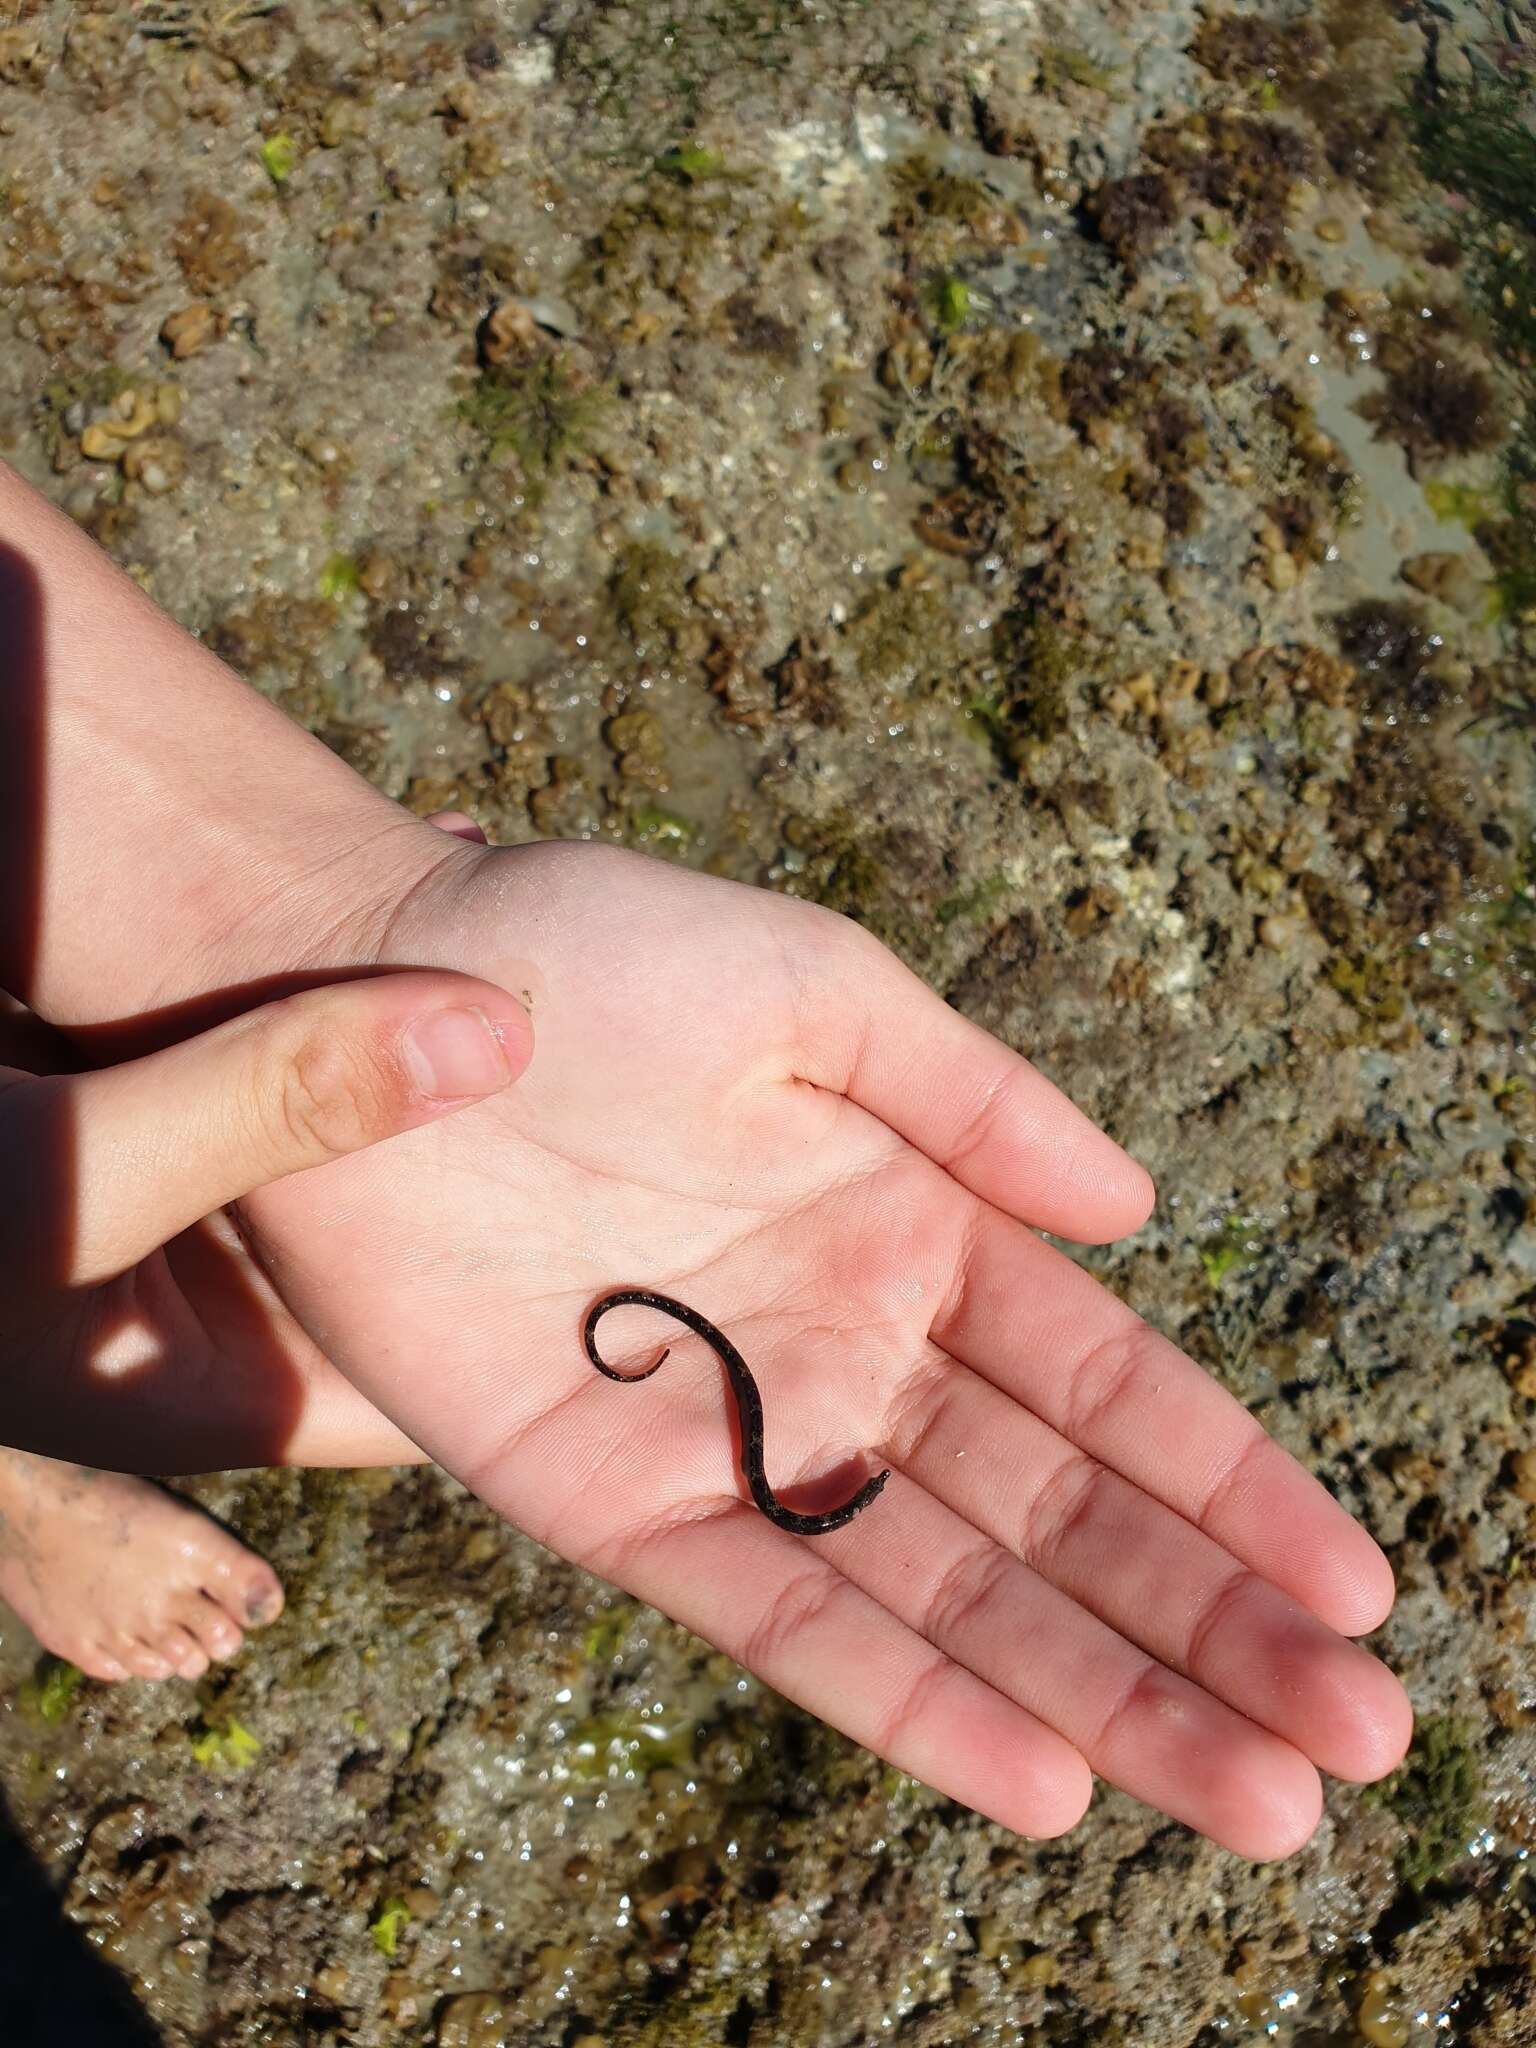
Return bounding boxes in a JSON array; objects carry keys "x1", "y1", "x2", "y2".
[
  {"x1": 240, "y1": 1562, "x2": 283, "y2": 1628},
  {"x1": 199, "y1": 1535, "x2": 283, "y2": 1628},
  {"x1": 160, "y1": 1628, "x2": 210, "y2": 1681},
  {"x1": 220, "y1": 1560, "x2": 283, "y2": 1630},
  {"x1": 39, "y1": 1633, "x2": 91, "y2": 1672},
  {"x1": 177, "y1": 1593, "x2": 243, "y2": 1664},
  {"x1": 81, "y1": 1650, "x2": 128, "y2": 1682},
  {"x1": 128, "y1": 1642, "x2": 175, "y2": 1681}
]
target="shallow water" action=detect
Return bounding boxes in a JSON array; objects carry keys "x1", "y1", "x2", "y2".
[{"x1": 1, "y1": 0, "x2": 1534, "y2": 2041}]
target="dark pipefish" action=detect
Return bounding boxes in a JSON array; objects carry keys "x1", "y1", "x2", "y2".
[{"x1": 583, "y1": 1289, "x2": 890, "y2": 1537}]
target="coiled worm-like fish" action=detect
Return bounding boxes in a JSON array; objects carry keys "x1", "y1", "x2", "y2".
[{"x1": 584, "y1": 1289, "x2": 890, "y2": 1537}]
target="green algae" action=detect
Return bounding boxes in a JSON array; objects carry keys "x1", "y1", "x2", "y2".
[
  {"x1": 846, "y1": 581, "x2": 958, "y2": 695},
  {"x1": 190, "y1": 1715, "x2": 262, "y2": 1771},
  {"x1": 1485, "y1": 533, "x2": 1536, "y2": 622},
  {"x1": 935, "y1": 873, "x2": 1012, "y2": 926},
  {"x1": 611, "y1": 542, "x2": 701, "y2": 662},
  {"x1": 921, "y1": 271, "x2": 979, "y2": 333},
  {"x1": 816, "y1": 843, "x2": 885, "y2": 918},
  {"x1": 369, "y1": 1895, "x2": 412, "y2": 1957},
  {"x1": 1487, "y1": 437, "x2": 1536, "y2": 622},
  {"x1": 317, "y1": 552, "x2": 360, "y2": 601},
  {"x1": 1326, "y1": 949, "x2": 1408, "y2": 1030},
  {"x1": 559, "y1": 1707, "x2": 695, "y2": 1784},
  {"x1": 962, "y1": 688, "x2": 1014, "y2": 758},
  {"x1": 20, "y1": 1655, "x2": 83, "y2": 1725},
  {"x1": 1037, "y1": 45, "x2": 1118, "y2": 96},
  {"x1": 655, "y1": 143, "x2": 726, "y2": 183},
  {"x1": 578, "y1": 170, "x2": 750, "y2": 303},
  {"x1": 1405, "y1": 77, "x2": 1536, "y2": 618},
  {"x1": 1485, "y1": 834, "x2": 1536, "y2": 960},
  {"x1": 1199, "y1": 1215, "x2": 1264, "y2": 1292},
  {"x1": 454, "y1": 354, "x2": 611, "y2": 498},
  {"x1": 888, "y1": 155, "x2": 1016, "y2": 262},
  {"x1": 776, "y1": 809, "x2": 924, "y2": 952},
  {"x1": 1364, "y1": 1714, "x2": 1488, "y2": 1891},
  {"x1": 801, "y1": 824, "x2": 888, "y2": 922},
  {"x1": 880, "y1": 1764, "x2": 928, "y2": 1804},
  {"x1": 628, "y1": 804, "x2": 696, "y2": 850},
  {"x1": 1423, "y1": 480, "x2": 1493, "y2": 528},
  {"x1": 1408, "y1": 79, "x2": 1536, "y2": 368},
  {"x1": 583, "y1": 1603, "x2": 635, "y2": 1664},
  {"x1": 964, "y1": 610, "x2": 1077, "y2": 771},
  {"x1": 259, "y1": 132, "x2": 298, "y2": 186}
]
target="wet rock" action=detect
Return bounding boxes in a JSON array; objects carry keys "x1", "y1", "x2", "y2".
[
  {"x1": 313, "y1": 1961, "x2": 350, "y2": 2002},
  {"x1": 1265, "y1": 547, "x2": 1299, "y2": 591},
  {"x1": 121, "y1": 433, "x2": 185, "y2": 493},
  {"x1": 437, "y1": 1991, "x2": 514, "y2": 2045},
  {"x1": 172, "y1": 191, "x2": 256, "y2": 294},
  {"x1": 2, "y1": 3, "x2": 1534, "y2": 2040},
  {"x1": 1087, "y1": 170, "x2": 1182, "y2": 273},
  {"x1": 1356, "y1": 1970, "x2": 1412, "y2": 2048},
  {"x1": 381, "y1": 1970, "x2": 425, "y2": 2024},
  {"x1": 159, "y1": 302, "x2": 217, "y2": 358},
  {"x1": 1400, "y1": 549, "x2": 1486, "y2": 614},
  {"x1": 318, "y1": 95, "x2": 367, "y2": 147},
  {"x1": 478, "y1": 299, "x2": 542, "y2": 369}
]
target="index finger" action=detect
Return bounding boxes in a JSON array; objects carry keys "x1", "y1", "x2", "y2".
[{"x1": 797, "y1": 915, "x2": 1156, "y2": 1245}]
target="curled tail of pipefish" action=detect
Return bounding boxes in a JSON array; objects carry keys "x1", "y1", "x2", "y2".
[{"x1": 583, "y1": 1288, "x2": 890, "y2": 1537}]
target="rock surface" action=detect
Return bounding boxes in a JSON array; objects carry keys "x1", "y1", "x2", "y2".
[{"x1": 1, "y1": 0, "x2": 1534, "y2": 2041}]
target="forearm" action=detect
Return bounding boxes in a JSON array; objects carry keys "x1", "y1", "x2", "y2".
[{"x1": 0, "y1": 458, "x2": 450, "y2": 1047}]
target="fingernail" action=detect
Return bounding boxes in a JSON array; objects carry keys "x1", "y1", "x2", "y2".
[{"x1": 401, "y1": 1006, "x2": 514, "y2": 1102}]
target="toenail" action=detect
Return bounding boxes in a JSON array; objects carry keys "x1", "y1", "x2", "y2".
[{"x1": 246, "y1": 1589, "x2": 276, "y2": 1623}]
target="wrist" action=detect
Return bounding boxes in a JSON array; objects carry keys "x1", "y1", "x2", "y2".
[
  {"x1": 72, "y1": 804, "x2": 476, "y2": 1062},
  {"x1": 0, "y1": 456, "x2": 482, "y2": 1056}
]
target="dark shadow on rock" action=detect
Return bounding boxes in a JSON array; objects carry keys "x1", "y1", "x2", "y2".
[{"x1": 0, "y1": 1782, "x2": 161, "y2": 2045}]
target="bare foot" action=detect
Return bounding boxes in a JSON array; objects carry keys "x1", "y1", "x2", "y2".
[{"x1": 0, "y1": 1449, "x2": 283, "y2": 1681}]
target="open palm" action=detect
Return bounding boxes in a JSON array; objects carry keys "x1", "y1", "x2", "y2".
[{"x1": 244, "y1": 838, "x2": 1410, "y2": 1856}]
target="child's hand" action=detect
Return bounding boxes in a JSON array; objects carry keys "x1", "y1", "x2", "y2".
[
  {"x1": 241, "y1": 839, "x2": 1410, "y2": 1857},
  {"x1": 0, "y1": 971, "x2": 530, "y2": 1471}
]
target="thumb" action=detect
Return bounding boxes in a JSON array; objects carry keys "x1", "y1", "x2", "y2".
[{"x1": 5, "y1": 971, "x2": 532, "y2": 1287}]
